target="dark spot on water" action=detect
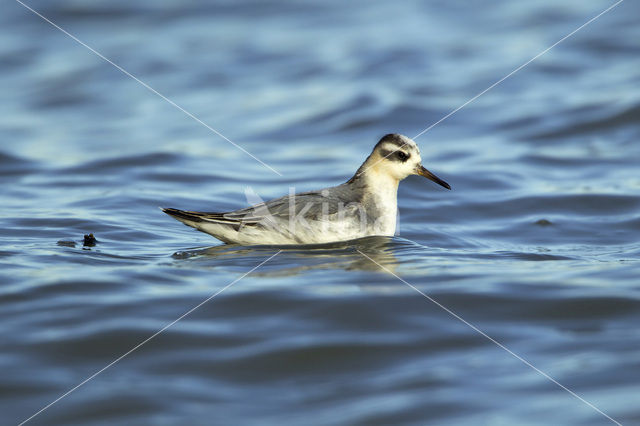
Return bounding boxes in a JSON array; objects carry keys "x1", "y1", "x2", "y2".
[
  {"x1": 83, "y1": 233, "x2": 98, "y2": 246},
  {"x1": 172, "y1": 251, "x2": 192, "y2": 259},
  {"x1": 57, "y1": 240, "x2": 77, "y2": 247},
  {"x1": 535, "y1": 219, "x2": 553, "y2": 226}
]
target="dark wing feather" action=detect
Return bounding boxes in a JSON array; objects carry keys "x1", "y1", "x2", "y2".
[{"x1": 162, "y1": 208, "x2": 257, "y2": 231}]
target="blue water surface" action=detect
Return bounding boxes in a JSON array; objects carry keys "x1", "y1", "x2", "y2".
[{"x1": 1, "y1": 0, "x2": 639, "y2": 425}]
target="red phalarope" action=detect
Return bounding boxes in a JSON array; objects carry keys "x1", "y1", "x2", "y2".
[{"x1": 163, "y1": 134, "x2": 450, "y2": 245}]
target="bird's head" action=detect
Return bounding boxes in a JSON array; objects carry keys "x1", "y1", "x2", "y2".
[{"x1": 363, "y1": 134, "x2": 450, "y2": 189}]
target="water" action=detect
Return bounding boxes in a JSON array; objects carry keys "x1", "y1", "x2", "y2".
[{"x1": 2, "y1": 0, "x2": 640, "y2": 424}]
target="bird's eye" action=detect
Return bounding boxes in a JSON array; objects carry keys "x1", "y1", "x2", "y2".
[{"x1": 396, "y1": 151, "x2": 408, "y2": 161}]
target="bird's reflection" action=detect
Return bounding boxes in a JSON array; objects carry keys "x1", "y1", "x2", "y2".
[{"x1": 172, "y1": 235, "x2": 399, "y2": 276}]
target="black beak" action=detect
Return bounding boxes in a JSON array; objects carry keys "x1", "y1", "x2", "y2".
[{"x1": 416, "y1": 165, "x2": 451, "y2": 190}]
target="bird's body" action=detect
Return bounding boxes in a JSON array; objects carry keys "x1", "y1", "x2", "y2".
[{"x1": 163, "y1": 134, "x2": 450, "y2": 245}]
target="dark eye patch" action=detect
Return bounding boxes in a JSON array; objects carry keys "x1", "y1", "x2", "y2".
[
  {"x1": 396, "y1": 151, "x2": 409, "y2": 162},
  {"x1": 380, "y1": 148, "x2": 410, "y2": 162}
]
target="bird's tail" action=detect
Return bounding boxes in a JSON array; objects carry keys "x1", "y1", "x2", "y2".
[{"x1": 161, "y1": 207, "x2": 210, "y2": 229}]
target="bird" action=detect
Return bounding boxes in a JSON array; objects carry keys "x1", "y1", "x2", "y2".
[{"x1": 162, "y1": 134, "x2": 450, "y2": 245}]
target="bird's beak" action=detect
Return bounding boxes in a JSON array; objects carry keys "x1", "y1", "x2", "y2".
[{"x1": 416, "y1": 165, "x2": 451, "y2": 190}]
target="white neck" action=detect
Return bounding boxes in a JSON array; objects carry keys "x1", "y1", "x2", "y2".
[
  {"x1": 363, "y1": 172, "x2": 398, "y2": 204},
  {"x1": 361, "y1": 167, "x2": 399, "y2": 236}
]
